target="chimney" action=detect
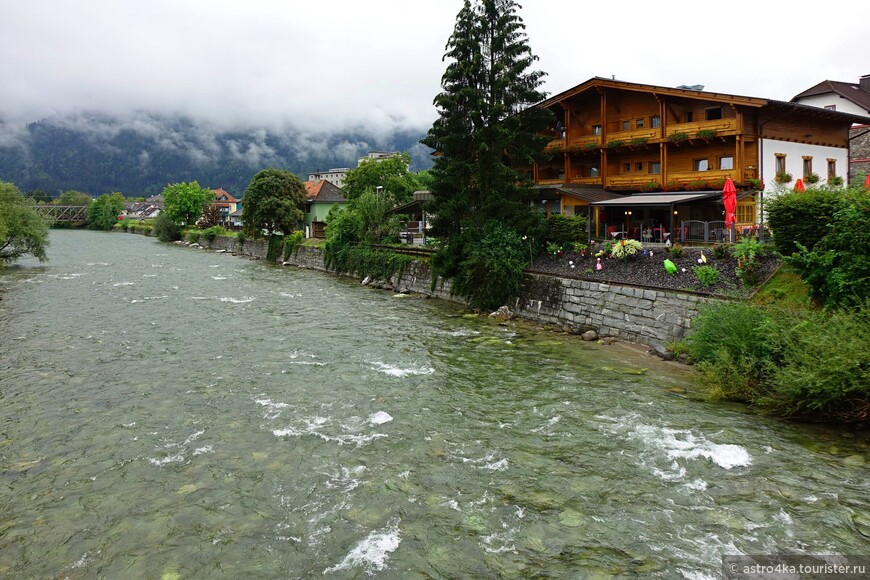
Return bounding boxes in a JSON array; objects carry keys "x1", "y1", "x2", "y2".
[{"x1": 860, "y1": 74, "x2": 870, "y2": 92}]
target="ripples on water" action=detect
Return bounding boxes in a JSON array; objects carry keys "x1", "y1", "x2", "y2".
[{"x1": 0, "y1": 230, "x2": 867, "y2": 578}]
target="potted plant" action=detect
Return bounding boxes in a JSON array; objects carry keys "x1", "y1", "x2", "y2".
[
  {"x1": 582, "y1": 142, "x2": 599, "y2": 152},
  {"x1": 806, "y1": 172, "x2": 820, "y2": 184},
  {"x1": 830, "y1": 175, "x2": 844, "y2": 186},
  {"x1": 668, "y1": 131, "x2": 689, "y2": 144},
  {"x1": 606, "y1": 139, "x2": 625, "y2": 149},
  {"x1": 775, "y1": 171, "x2": 793, "y2": 183},
  {"x1": 640, "y1": 180, "x2": 660, "y2": 193},
  {"x1": 696, "y1": 129, "x2": 718, "y2": 140},
  {"x1": 686, "y1": 178, "x2": 708, "y2": 190},
  {"x1": 748, "y1": 178, "x2": 765, "y2": 191},
  {"x1": 630, "y1": 137, "x2": 649, "y2": 147}
]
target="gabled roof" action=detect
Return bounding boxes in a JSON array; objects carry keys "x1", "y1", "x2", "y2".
[
  {"x1": 791, "y1": 79, "x2": 870, "y2": 114},
  {"x1": 538, "y1": 77, "x2": 768, "y2": 110},
  {"x1": 536, "y1": 76, "x2": 870, "y2": 125},
  {"x1": 214, "y1": 188, "x2": 239, "y2": 203},
  {"x1": 534, "y1": 184, "x2": 622, "y2": 203},
  {"x1": 304, "y1": 180, "x2": 347, "y2": 203}
]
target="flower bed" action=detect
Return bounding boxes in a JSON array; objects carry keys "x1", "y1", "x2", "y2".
[{"x1": 529, "y1": 244, "x2": 780, "y2": 296}]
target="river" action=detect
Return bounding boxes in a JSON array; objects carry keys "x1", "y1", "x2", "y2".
[{"x1": 0, "y1": 230, "x2": 867, "y2": 578}]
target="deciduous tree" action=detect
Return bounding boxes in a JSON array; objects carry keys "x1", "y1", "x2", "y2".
[
  {"x1": 161, "y1": 181, "x2": 213, "y2": 225},
  {"x1": 342, "y1": 153, "x2": 421, "y2": 205},
  {"x1": 0, "y1": 181, "x2": 50, "y2": 266},
  {"x1": 87, "y1": 192, "x2": 126, "y2": 230},
  {"x1": 241, "y1": 169, "x2": 306, "y2": 238}
]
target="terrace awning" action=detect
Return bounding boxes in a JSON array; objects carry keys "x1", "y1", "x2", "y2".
[{"x1": 590, "y1": 191, "x2": 722, "y2": 207}]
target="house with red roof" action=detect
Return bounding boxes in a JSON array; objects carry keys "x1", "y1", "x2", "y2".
[
  {"x1": 303, "y1": 180, "x2": 347, "y2": 238},
  {"x1": 213, "y1": 188, "x2": 239, "y2": 226}
]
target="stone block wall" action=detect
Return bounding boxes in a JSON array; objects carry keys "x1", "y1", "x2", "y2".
[{"x1": 196, "y1": 235, "x2": 709, "y2": 346}]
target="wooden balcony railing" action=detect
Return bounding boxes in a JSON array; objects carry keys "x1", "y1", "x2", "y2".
[
  {"x1": 606, "y1": 175, "x2": 661, "y2": 189},
  {"x1": 603, "y1": 128, "x2": 661, "y2": 145},
  {"x1": 665, "y1": 119, "x2": 737, "y2": 139}
]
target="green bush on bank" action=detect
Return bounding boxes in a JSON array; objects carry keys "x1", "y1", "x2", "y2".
[
  {"x1": 765, "y1": 186, "x2": 844, "y2": 256},
  {"x1": 686, "y1": 301, "x2": 870, "y2": 424},
  {"x1": 326, "y1": 245, "x2": 414, "y2": 282},
  {"x1": 546, "y1": 214, "x2": 587, "y2": 247}
]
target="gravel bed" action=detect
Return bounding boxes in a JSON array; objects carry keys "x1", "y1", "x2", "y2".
[{"x1": 529, "y1": 245, "x2": 780, "y2": 296}]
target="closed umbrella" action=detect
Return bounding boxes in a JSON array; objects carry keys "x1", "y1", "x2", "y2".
[
  {"x1": 864, "y1": 173, "x2": 870, "y2": 189},
  {"x1": 722, "y1": 177, "x2": 737, "y2": 243},
  {"x1": 794, "y1": 178, "x2": 806, "y2": 192}
]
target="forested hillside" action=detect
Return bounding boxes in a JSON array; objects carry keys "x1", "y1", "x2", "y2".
[{"x1": 0, "y1": 113, "x2": 432, "y2": 197}]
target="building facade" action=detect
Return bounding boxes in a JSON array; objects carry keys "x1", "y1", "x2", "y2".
[{"x1": 307, "y1": 168, "x2": 349, "y2": 189}]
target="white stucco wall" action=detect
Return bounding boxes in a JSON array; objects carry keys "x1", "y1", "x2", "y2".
[
  {"x1": 760, "y1": 139, "x2": 848, "y2": 193},
  {"x1": 794, "y1": 94, "x2": 869, "y2": 116}
]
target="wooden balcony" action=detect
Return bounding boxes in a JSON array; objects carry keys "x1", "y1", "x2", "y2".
[
  {"x1": 666, "y1": 169, "x2": 735, "y2": 187},
  {"x1": 567, "y1": 176, "x2": 603, "y2": 186},
  {"x1": 545, "y1": 138, "x2": 566, "y2": 152},
  {"x1": 567, "y1": 135, "x2": 602, "y2": 149},
  {"x1": 665, "y1": 119, "x2": 737, "y2": 140},
  {"x1": 606, "y1": 175, "x2": 661, "y2": 189},
  {"x1": 604, "y1": 128, "x2": 661, "y2": 146}
]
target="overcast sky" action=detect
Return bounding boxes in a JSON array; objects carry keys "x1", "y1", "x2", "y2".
[{"x1": 2, "y1": 0, "x2": 867, "y2": 136}]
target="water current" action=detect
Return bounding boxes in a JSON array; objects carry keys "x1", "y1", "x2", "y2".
[{"x1": 0, "y1": 230, "x2": 867, "y2": 578}]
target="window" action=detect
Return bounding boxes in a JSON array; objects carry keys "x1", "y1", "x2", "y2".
[
  {"x1": 775, "y1": 153, "x2": 786, "y2": 175},
  {"x1": 622, "y1": 120, "x2": 630, "y2": 131},
  {"x1": 736, "y1": 200, "x2": 756, "y2": 225},
  {"x1": 590, "y1": 166, "x2": 599, "y2": 177},
  {"x1": 705, "y1": 107, "x2": 722, "y2": 120},
  {"x1": 649, "y1": 162, "x2": 661, "y2": 174},
  {"x1": 824, "y1": 104, "x2": 837, "y2": 111},
  {"x1": 802, "y1": 156, "x2": 813, "y2": 180},
  {"x1": 549, "y1": 199, "x2": 561, "y2": 215},
  {"x1": 827, "y1": 158, "x2": 837, "y2": 183},
  {"x1": 693, "y1": 159, "x2": 709, "y2": 171},
  {"x1": 636, "y1": 118, "x2": 645, "y2": 128},
  {"x1": 719, "y1": 156, "x2": 734, "y2": 170},
  {"x1": 623, "y1": 162, "x2": 631, "y2": 172},
  {"x1": 592, "y1": 124, "x2": 602, "y2": 135},
  {"x1": 635, "y1": 162, "x2": 643, "y2": 171},
  {"x1": 685, "y1": 112, "x2": 693, "y2": 122},
  {"x1": 651, "y1": 115, "x2": 661, "y2": 128}
]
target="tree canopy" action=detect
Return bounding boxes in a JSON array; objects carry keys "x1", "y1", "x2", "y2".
[
  {"x1": 0, "y1": 181, "x2": 50, "y2": 266},
  {"x1": 241, "y1": 169, "x2": 306, "y2": 238},
  {"x1": 421, "y1": 0, "x2": 553, "y2": 309},
  {"x1": 161, "y1": 181, "x2": 213, "y2": 225},
  {"x1": 87, "y1": 192, "x2": 127, "y2": 230},
  {"x1": 342, "y1": 153, "x2": 422, "y2": 205},
  {"x1": 56, "y1": 190, "x2": 93, "y2": 206}
]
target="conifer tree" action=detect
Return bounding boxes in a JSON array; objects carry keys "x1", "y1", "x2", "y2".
[{"x1": 422, "y1": 0, "x2": 553, "y2": 308}]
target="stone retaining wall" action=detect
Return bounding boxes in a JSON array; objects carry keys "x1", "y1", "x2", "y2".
[{"x1": 195, "y1": 235, "x2": 713, "y2": 346}]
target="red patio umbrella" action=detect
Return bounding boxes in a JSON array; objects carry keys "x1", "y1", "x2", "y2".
[
  {"x1": 864, "y1": 173, "x2": 870, "y2": 189},
  {"x1": 722, "y1": 177, "x2": 737, "y2": 229},
  {"x1": 794, "y1": 178, "x2": 806, "y2": 192}
]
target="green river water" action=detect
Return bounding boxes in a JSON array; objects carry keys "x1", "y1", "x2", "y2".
[{"x1": 0, "y1": 230, "x2": 867, "y2": 579}]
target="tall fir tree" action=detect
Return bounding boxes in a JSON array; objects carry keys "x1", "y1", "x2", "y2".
[{"x1": 422, "y1": 0, "x2": 553, "y2": 308}]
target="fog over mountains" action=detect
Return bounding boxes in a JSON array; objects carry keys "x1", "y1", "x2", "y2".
[{"x1": 0, "y1": 112, "x2": 434, "y2": 197}]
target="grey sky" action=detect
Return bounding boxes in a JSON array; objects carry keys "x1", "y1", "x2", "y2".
[{"x1": 2, "y1": 0, "x2": 867, "y2": 136}]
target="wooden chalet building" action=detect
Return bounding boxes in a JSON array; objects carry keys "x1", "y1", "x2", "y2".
[{"x1": 525, "y1": 77, "x2": 870, "y2": 241}]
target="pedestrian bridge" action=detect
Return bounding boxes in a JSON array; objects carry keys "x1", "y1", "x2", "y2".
[{"x1": 34, "y1": 205, "x2": 88, "y2": 222}]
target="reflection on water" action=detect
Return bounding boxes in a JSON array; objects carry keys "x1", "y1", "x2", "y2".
[{"x1": 0, "y1": 230, "x2": 867, "y2": 578}]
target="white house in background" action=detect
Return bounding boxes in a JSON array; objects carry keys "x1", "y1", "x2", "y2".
[
  {"x1": 792, "y1": 74, "x2": 870, "y2": 179},
  {"x1": 307, "y1": 168, "x2": 350, "y2": 189},
  {"x1": 356, "y1": 151, "x2": 409, "y2": 170}
]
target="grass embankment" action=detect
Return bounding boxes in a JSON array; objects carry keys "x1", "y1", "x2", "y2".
[{"x1": 678, "y1": 267, "x2": 868, "y2": 425}]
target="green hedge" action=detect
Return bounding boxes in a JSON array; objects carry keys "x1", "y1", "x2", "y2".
[
  {"x1": 546, "y1": 214, "x2": 587, "y2": 247},
  {"x1": 765, "y1": 187, "x2": 844, "y2": 256}
]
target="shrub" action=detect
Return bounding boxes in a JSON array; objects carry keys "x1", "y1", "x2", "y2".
[
  {"x1": 767, "y1": 304, "x2": 870, "y2": 423},
  {"x1": 442, "y1": 221, "x2": 529, "y2": 310},
  {"x1": 267, "y1": 234, "x2": 285, "y2": 261},
  {"x1": 153, "y1": 212, "x2": 181, "y2": 242},
  {"x1": 283, "y1": 230, "x2": 304, "y2": 260},
  {"x1": 668, "y1": 242, "x2": 684, "y2": 258},
  {"x1": 201, "y1": 225, "x2": 224, "y2": 242},
  {"x1": 733, "y1": 235, "x2": 766, "y2": 286},
  {"x1": 711, "y1": 242, "x2": 730, "y2": 260},
  {"x1": 687, "y1": 302, "x2": 785, "y2": 400},
  {"x1": 327, "y1": 245, "x2": 414, "y2": 282},
  {"x1": 546, "y1": 214, "x2": 586, "y2": 247},
  {"x1": 784, "y1": 188, "x2": 870, "y2": 308},
  {"x1": 610, "y1": 238, "x2": 643, "y2": 260},
  {"x1": 236, "y1": 231, "x2": 246, "y2": 245},
  {"x1": 185, "y1": 228, "x2": 202, "y2": 244},
  {"x1": 693, "y1": 265, "x2": 720, "y2": 287},
  {"x1": 765, "y1": 187, "x2": 845, "y2": 256}
]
